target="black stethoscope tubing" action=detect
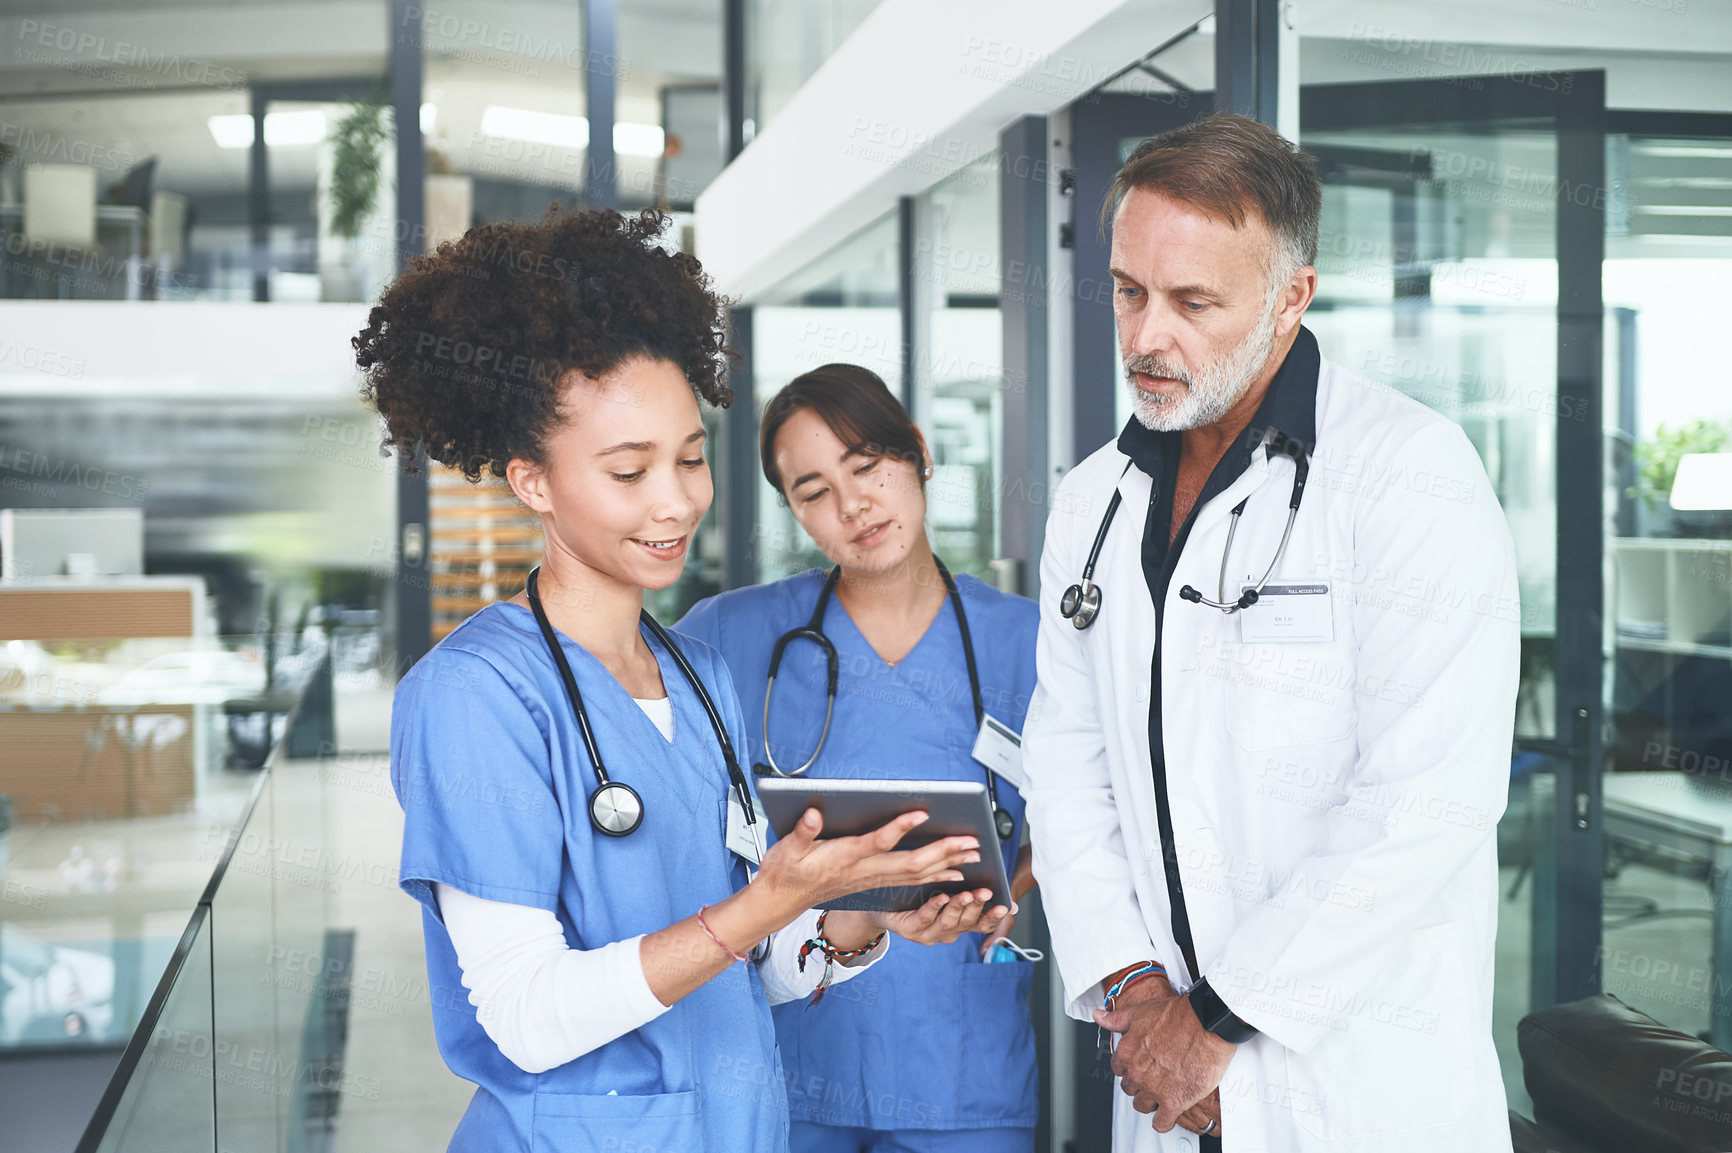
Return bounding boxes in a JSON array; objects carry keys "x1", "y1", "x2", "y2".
[
  {"x1": 1059, "y1": 431, "x2": 1310, "y2": 629},
  {"x1": 758, "y1": 566, "x2": 843, "y2": 778},
  {"x1": 525, "y1": 565, "x2": 758, "y2": 843},
  {"x1": 758, "y1": 557, "x2": 1015, "y2": 843}
]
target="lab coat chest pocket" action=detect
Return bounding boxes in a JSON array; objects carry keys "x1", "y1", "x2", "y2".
[
  {"x1": 1208, "y1": 611, "x2": 1357, "y2": 752},
  {"x1": 531, "y1": 1087, "x2": 703, "y2": 1153}
]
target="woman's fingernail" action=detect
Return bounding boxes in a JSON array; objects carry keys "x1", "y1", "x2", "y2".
[{"x1": 966, "y1": 853, "x2": 981, "y2": 863}]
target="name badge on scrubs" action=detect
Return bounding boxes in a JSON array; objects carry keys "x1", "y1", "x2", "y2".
[
  {"x1": 1239, "y1": 583, "x2": 1333, "y2": 644},
  {"x1": 971, "y1": 713, "x2": 1026, "y2": 792},
  {"x1": 726, "y1": 791, "x2": 768, "y2": 867}
]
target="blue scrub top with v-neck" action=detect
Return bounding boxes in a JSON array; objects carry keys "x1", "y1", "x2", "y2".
[
  {"x1": 391, "y1": 600, "x2": 789, "y2": 1153},
  {"x1": 677, "y1": 569, "x2": 1040, "y2": 1132}
]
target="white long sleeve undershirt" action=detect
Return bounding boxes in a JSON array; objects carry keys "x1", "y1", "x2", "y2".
[
  {"x1": 435, "y1": 889, "x2": 883, "y2": 1074},
  {"x1": 431, "y1": 694, "x2": 886, "y2": 1074}
]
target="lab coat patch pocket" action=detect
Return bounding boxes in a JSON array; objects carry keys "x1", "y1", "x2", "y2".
[
  {"x1": 531, "y1": 1087, "x2": 702, "y2": 1153},
  {"x1": 1212, "y1": 638, "x2": 1357, "y2": 751}
]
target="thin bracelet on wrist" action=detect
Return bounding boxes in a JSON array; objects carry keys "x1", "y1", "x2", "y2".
[{"x1": 696, "y1": 903, "x2": 748, "y2": 964}]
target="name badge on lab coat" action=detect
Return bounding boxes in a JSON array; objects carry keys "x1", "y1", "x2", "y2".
[
  {"x1": 726, "y1": 792, "x2": 768, "y2": 867},
  {"x1": 1238, "y1": 583, "x2": 1333, "y2": 644},
  {"x1": 971, "y1": 714, "x2": 1026, "y2": 792}
]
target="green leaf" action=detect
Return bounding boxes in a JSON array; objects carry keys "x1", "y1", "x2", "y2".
[
  {"x1": 1631, "y1": 419, "x2": 1731, "y2": 509},
  {"x1": 329, "y1": 95, "x2": 391, "y2": 239}
]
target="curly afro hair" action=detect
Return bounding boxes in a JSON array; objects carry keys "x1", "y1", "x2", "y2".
[{"x1": 353, "y1": 206, "x2": 732, "y2": 481}]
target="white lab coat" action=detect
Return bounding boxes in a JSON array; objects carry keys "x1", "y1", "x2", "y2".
[{"x1": 1024, "y1": 355, "x2": 1520, "y2": 1153}]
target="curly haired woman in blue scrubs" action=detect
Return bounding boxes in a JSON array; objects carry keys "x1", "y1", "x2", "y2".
[
  {"x1": 679, "y1": 364, "x2": 1042, "y2": 1153},
  {"x1": 357, "y1": 210, "x2": 1006, "y2": 1153}
]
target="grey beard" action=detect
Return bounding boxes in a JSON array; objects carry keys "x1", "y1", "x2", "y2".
[{"x1": 1124, "y1": 304, "x2": 1280, "y2": 432}]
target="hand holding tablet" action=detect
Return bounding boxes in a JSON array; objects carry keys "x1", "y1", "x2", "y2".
[{"x1": 756, "y1": 778, "x2": 1014, "y2": 913}]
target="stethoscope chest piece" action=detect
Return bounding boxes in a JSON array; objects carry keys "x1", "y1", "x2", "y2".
[
  {"x1": 589, "y1": 781, "x2": 644, "y2": 837},
  {"x1": 1059, "y1": 580, "x2": 1101, "y2": 630},
  {"x1": 994, "y1": 806, "x2": 1015, "y2": 843},
  {"x1": 526, "y1": 565, "x2": 754, "y2": 845}
]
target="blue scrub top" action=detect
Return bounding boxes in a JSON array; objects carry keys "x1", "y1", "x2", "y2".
[
  {"x1": 391, "y1": 601, "x2": 789, "y2": 1153},
  {"x1": 678, "y1": 570, "x2": 1040, "y2": 1132}
]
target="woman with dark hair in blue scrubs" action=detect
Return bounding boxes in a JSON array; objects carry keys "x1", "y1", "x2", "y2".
[
  {"x1": 360, "y1": 211, "x2": 1001, "y2": 1153},
  {"x1": 679, "y1": 363, "x2": 1042, "y2": 1153}
]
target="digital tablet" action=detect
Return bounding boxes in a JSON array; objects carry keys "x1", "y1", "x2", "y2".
[{"x1": 755, "y1": 777, "x2": 1012, "y2": 914}]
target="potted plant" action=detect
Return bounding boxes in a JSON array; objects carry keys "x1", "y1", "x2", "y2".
[
  {"x1": 320, "y1": 95, "x2": 390, "y2": 300},
  {"x1": 1631, "y1": 418, "x2": 1732, "y2": 535}
]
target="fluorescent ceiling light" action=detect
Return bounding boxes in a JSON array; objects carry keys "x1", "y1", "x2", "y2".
[
  {"x1": 208, "y1": 110, "x2": 328, "y2": 149},
  {"x1": 613, "y1": 122, "x2": 665, "y2": 158},
  {"x1": 480, "y1": 105, "x2": 588, "y2": 148},
  {"x1": 1636, "y1": 205, "x2": 1732, "y2": 217},
  {"x1": 1670, "y1": 453, "x2": 1732, "y2": 511},
  {"x1": 1636, "y1": 177, "x2": 1732, "y2": 190},
  {"x1": 478, "y1": 105, "x2": 665, "y2": 157},
  {"x1": 1634, "y1": 144, "x2": 1732, "y2": 159},
  {"x1": 420, "y1": 102, "x2": 437, "y2": 134}
]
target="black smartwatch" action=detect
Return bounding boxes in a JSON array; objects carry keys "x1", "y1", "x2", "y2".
[{"x1": 1187, "y1": 977, "x2": 1259, "y2": 1044}]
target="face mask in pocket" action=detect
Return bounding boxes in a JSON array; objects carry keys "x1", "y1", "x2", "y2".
[{"x1": 985, "y1": 940, "x2": 1045, "y2": 964}]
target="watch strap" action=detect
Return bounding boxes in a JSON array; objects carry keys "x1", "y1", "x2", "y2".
[{"x1": 1187, "y1": 977, "x2": 1259, "y2": 1044}]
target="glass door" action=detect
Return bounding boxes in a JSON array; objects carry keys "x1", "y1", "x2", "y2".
[
  {"x1": 1300, "y1": 73, "x2": 1608, "y2": 1112},
  {"x1": 1598, "y1": 113, "x2": 1732, "y2": 1051}
]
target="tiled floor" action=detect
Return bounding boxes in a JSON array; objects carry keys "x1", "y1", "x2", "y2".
[
  {"x1": 293, "y1": 669, "x2": 473, "y2": 1150},
  {"x1": 322, "y1": 747, "x2": 472, "y2": 1152}
]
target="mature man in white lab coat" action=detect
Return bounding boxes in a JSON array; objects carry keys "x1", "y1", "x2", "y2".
[{"x1": 1023, "y1": 113, "x2": 1519, "y2": 1153}]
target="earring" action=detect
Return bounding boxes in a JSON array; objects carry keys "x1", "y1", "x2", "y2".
[{"x1": 922, "y1": 465, "x2": 933, "y2": 479}]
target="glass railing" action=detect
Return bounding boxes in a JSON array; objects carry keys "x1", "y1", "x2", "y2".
[{"x1": 0, "y1": 630, "x2": 332, "y2": 1151}]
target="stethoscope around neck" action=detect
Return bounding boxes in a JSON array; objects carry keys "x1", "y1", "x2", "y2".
[
  {"x1": 1059, "y1": 429, "x2": 1311, "y2": 630},
  {"x1": 524, "y1": 566, "x2": 758, "y2": 844},
  {"x1": 758, "y1": 557, "x2": 1016, "y2": 844}
]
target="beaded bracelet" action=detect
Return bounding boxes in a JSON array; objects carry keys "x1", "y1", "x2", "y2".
[
  {"x1": 796, "y1": 910, "x2": 885, "y2": 1006},
  {"x1": 696, "y1": 904, "x2": 748, "y2": 964}
]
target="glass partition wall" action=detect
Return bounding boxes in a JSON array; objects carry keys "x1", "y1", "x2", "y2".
[
  {"x1": 751, "y1": 211, "x2": 902, "y2": 582},
  {"x1": 920, "y1": 155, "x2": 1005, "y2": 582},
  {"x1": 1287, "y1": 3, "x2": 1732, "y2": 1119},
  {"x1": 1297, "y1": 106, "x2": 1567, "y2": 1109},
  {"x1": 1598, "y1": 119, "x2": 1732, "y2": 1049},
  {"x1": 742, "y1": 0, "x2": 883, "y2": 143}
]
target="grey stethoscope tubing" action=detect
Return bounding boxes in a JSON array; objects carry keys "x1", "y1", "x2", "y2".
[
  {"x1": 525, "y1": 566, "x2": 759, "y2": 843},
  {"x1": 1059, "y1": 432, "x2": 1310, "y2": 628},
  {"x1": 1178, "y1": 434, "x2": 1309, "y2": 612},
  {"x1": 758, "y1": 558, "x2": 1016, "y2": 843}
]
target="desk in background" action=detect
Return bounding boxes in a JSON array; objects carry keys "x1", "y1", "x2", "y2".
[{"x1": 1603, "y1": 771, "x2": 1732, "y2": 1049}]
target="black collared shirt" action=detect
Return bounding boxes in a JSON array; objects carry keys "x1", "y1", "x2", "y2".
[{"x1": 1116, "y1": 324, "x2": 1322, "y2": 989}]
